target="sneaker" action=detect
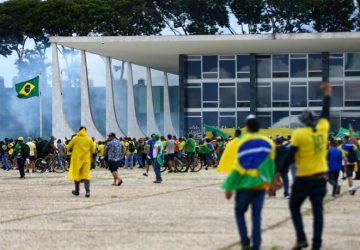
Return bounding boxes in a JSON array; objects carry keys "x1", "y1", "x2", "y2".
[
  {"x1": 85, "y1": 192, "x2": 90, "y2": 198},
  {"x1": 350, "y1": 189, "x2": 356, "y2": 196},
  {"x1": 291, "y1": 241, "x2": 309, "y2": 250},
  {"x1": 284, "y1": 195, "x2": 290, "y2": 199},
  {"x1": 153, "y1": 180, "x2": 162, "y2": 184},
  {"x1": 41, "y1": 160, "x2": 46, "y2": 164},
  {"x1": 143, "y1": 173, "x2": 148, "y2": 177}
]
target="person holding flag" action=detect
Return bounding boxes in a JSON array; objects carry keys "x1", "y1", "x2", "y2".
[{"x1": 222, "y1": 116, "x2": 276, "y2": 250}]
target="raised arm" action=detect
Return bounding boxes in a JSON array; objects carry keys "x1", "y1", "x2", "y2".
[{"x1": 320, "y1": 83, "x2": 332, "y2": 120}]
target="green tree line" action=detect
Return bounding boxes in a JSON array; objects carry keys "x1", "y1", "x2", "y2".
[{"x1": 0, "y1": 0, "x2": 359, "y2": 79}]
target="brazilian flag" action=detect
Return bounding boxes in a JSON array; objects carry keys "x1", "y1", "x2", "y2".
[
  {"x1": 222, "y1": 133, "x2": 276, "y2": 191},
  {"x1": 204, "y1": 124, "x2": 229, "y2": 139},
  {"x1": 15, "y1": 76, "x2": 39, "y2": 99}
]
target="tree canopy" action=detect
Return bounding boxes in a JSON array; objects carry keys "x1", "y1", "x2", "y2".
[{"x1": 1, "y1": 0, "x2": 360, "y2": 67}]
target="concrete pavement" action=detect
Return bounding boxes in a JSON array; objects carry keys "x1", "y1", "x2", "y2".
[{"x1": 0, "y1": 168, "x2": 359, "y2": 250}]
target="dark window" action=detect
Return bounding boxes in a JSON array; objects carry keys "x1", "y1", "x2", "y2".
[
  {"x1": 203, "y1": 102, "x2": 218, "y2": 108},
  {"x1": 308, "y1": 81, "x2": 322, "y2": 100},
  {"x1": 219, "y1": 87, "x2": 236, "y2": 108},
  {"x1": 237, "y1": 55, "x2": 250, "y2": 72},
  {"x1": 220, "y1": 112, "x2": 235, "y2": 116},
  {"x1": 258, "y1": 117, "x2": 271, "y2": 128},
  {"x1": 291, "y1": 59, "x2": 307, "y2": 78},
  {"x1": 332, "y1": 86, "x2": 343, "y2": 107},
  {"x1": 345, "y1": 101, "x2": 360, "y2": 106},
  {"x1": 345, "y1": 71, "x2": 360, "y2": 77},
  {"x1": 272, "y1": 82, "x2": 289, "y2": 101},
  {"x1": 272, "y1": 72, "x2": 289, "y2": 78},
  {"x1": 219, "y1": 60, "x2": 235, "y2": 79},
  {"x1": 345, "y1": 81, "x2": 360, "y2": 100},
  {"x1": 185, "y1": 61, "x2": 201, "y2": 79},
  {"x1": 345, "y1": 53, "x2": 360, "y2": 70},
  {"x1": 237, "y1": 82, "x2": 250, "y2": 101},
  {"x1": 257, "y1": 87, "x2": 271, "y2": 108},
  {"x1": 272, "y1": 111, "x2": 290, "y2": 125},
  {"x1": 202, "y1": 82, "x2": 218, "y2": 101},
  {"x1": 330, "y1": 58, "x2": 343, "y2": 77},
  {"x1": 237, "y1": 102, "x2": 250, "y2": 107},
  {"x1": 272, "y1": 102, "x2": 289, "y2": 107},
  {"x1": 237, "y1": 72, "x2": 251, "y2": 78},
  {"x1": 237, "y1": 111, "x2": 250, "y2": 128},
  {"x1": 291, "y1": 87, "x2": 307, "y2": 107},
  {"x1": 202, "y1": 56, "x2": 218, "y2": 72},
  {"x1": 185, "y1": 88, "x2": 201, "y2": 108},
  {"x1": 219, "y1": 117, "x2": 236, "y2": 128},
  {"x1": 256, "y1": 58, "x2": 271, "y2": 78},
  {"x1": 184, "y1": 117, "x2": 202, "y2": 139},
  {"x1": 309, "y1": 101, "x2": 322, "y2": 107},
  {"x1": 308, "y1": 54, "x2": 322, "y2": 71},
  {"x1": 272, "y1": 54, "x2": 289, "y2": 72},
  {"x1": 203, "y1": 112, "x2": 218, "y2": 127}
]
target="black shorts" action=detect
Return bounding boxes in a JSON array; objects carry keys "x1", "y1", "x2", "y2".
[
  {"x1": 28, "y1": 156, "x2": 36, "y2": 162},
  {"x1": 167, "y1": 153, "x2": 175, "y2": 161},
  {"x1": 108, "y1": 160, "x2": 120, "y2": 172},
  {"x1": 146, "y1": 158, "x2": 153, "y2": 166},
  {"x1": 346, "y1": 164, "x2": 355, "y2": 178}
]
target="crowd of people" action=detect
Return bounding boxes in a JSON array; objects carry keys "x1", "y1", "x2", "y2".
[{"x1": 1, "y1": 83, "x2": 360, "y2": 249}]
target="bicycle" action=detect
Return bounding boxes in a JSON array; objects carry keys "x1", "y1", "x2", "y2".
[{"x1": 35, "y1": 152, "x2": 68, "y2": 173}]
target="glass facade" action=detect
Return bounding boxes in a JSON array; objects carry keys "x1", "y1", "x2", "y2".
[
  {"x1": 86, "y1": 52, "x2": 106, "y2": 136},
  {"x1": 183, "y1": 53, "x2": 360, "y2": 136},
  {"x1": 111, "y1": 59, "x2": 128, "y2": 134}
]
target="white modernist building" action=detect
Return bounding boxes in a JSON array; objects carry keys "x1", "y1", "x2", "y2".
[{"x1": 50, "y1": 32, "x2": 360, "y2": 139}]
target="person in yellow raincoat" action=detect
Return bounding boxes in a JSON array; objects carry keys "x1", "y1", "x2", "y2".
[{"x1": 66, "y1": 127, "x2": 96, "y2": 198}]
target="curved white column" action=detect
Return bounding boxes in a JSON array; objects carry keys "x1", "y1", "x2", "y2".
[
  {"x1": 105, "y1": 57, "x2": 125, "y2": 137},
  {"x1": 80, "y1": 50, "x2": 104, "y2": 140},
  {"x1": 146, "y1": 67, "x2": 160, "y2": 135},
  {"x1": 163, "y1": 72, "x2": 177, "y2": 136},
  {"x1": 127, "y1": 63, "x2": 146, "y2": 138},
  {"x1": 51, "y1": 43, "x2": 74, "y2": 139}
]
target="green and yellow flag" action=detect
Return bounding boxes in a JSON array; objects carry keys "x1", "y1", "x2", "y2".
[{"x1": 15, "y1": 76, "x2": 39, "y2": 99}]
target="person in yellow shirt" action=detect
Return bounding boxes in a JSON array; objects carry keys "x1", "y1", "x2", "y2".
[
  {"x1": 270, "y1": 83, "x2": 331, "y2": 250},
  {"x1": 98, "y1": 141, "x2": 105, "y2": 156}
]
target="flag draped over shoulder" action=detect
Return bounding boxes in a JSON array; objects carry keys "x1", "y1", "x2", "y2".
[
  {"x1": 222, "y1": 133, "x2": 276, "y2": 191},
  {"x1": 15, "y1": 76, "x2": 39, "y2": 99},
  {"x1": 204, "y1": 124, "x2": 229, "y2": 139}
]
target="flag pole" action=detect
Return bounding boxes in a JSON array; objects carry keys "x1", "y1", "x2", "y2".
[{"x1": 39, "y1": 75, "x2": 43, "y2": 138}]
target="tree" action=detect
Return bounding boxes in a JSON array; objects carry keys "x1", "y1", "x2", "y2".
[
  {"x1": 229, "y1": 0, "x2": 267, "y2": 34},
  {"x1": 154, "y1": 0, "x2": 230, "y2": 35},
  {"x1": 306, "y1": 0, "x2": 355, "y2": 32}
]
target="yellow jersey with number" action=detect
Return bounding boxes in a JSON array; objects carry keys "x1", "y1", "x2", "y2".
[{"x1": 291, "y1": 118, "x2": 329, "y2": 177}]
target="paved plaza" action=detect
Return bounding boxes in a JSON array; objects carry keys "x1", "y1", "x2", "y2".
[{"x1": 0, "y1": 168, "x2": 359, "y2": 250}]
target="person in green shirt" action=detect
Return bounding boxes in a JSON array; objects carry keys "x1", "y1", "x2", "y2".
[{"x1": 185, "y1": 134, "x2": 196, "y2": 171}]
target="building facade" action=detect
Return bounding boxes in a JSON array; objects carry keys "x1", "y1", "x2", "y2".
[
  {"x1": 181, "y1": 52, "x2": 360, "y2": 137},
  {"x1": 50, "y1": 33, "x2": 360, "y2": 139}
]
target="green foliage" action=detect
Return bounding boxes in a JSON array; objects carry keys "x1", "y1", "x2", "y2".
[{"x1": 154, "y1": 0, "x2": 230, "y2": 35}]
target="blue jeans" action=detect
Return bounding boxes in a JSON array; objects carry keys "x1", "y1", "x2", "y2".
[
  {"x1": 135, "y1": 153, "x2": 143, "y2": 167},
  {"x1": 152, "y1": 159, "x2": 162, "y2": 182},
  {"x1": 125, "y1": 154, "x2": 134, "y2": 169},
  {"x1": 1, "y1": 152, "x2": 10, "y2": 170},
  {"x1": 282, "y1": 173, "x2": 290, "y2": 196},
  {"x1": 235, "y1": 190, "x2": 266, "y2": 250},
  {"x1": 290, "y1": 177, "x2": 327, "y2": 249}
]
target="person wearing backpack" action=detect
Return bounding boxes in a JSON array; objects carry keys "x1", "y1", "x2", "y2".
[
  {"x1": 124, "y1": 138, "x2": 136, "y2": 170},
  {"x1": 340, "y1": 135, "x2": 357, "y2": 195},
  {"x1": 13, "y1": 137, "x2": 29, "y2": 179}
]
